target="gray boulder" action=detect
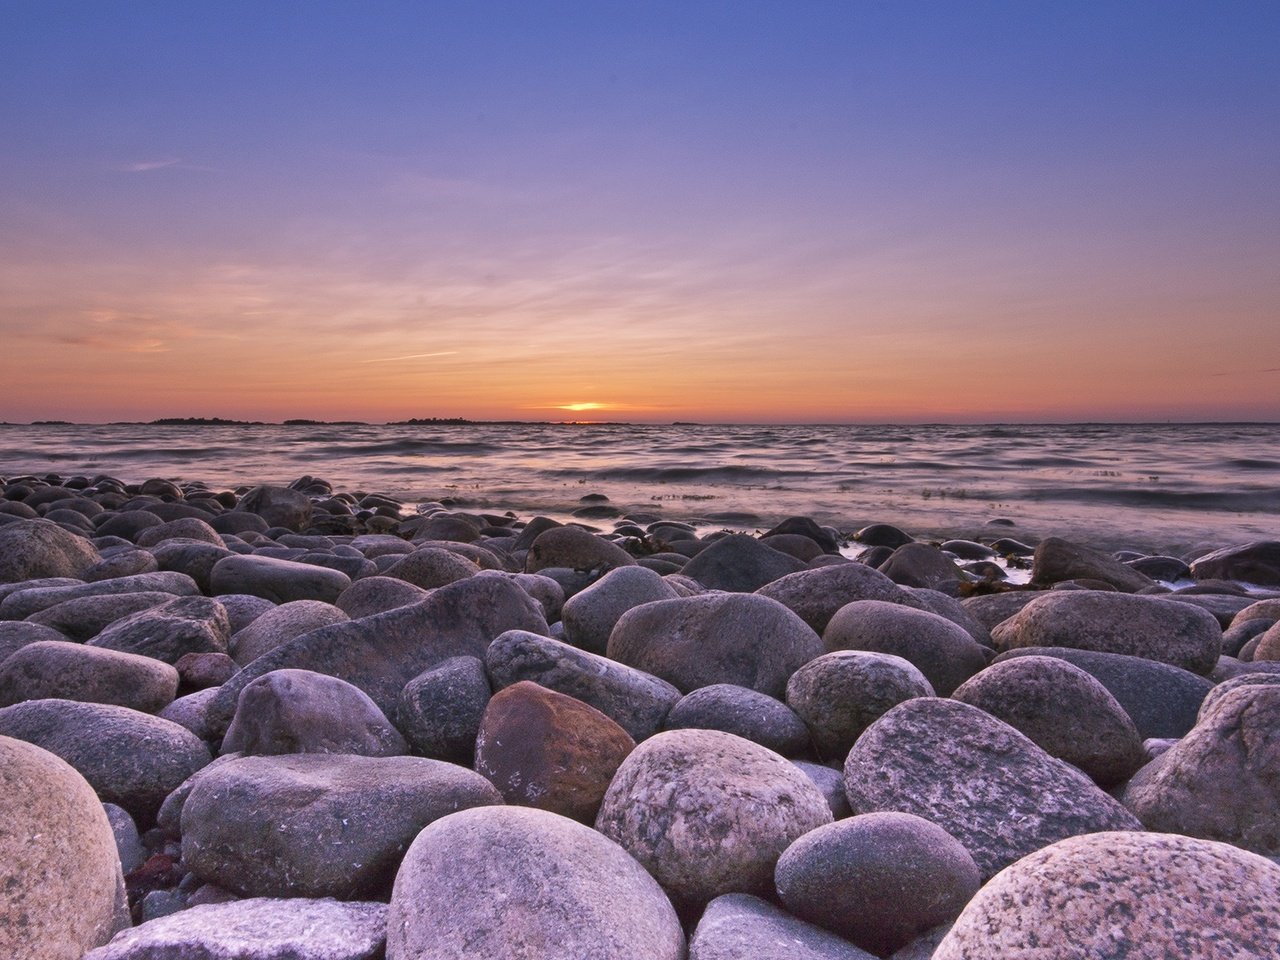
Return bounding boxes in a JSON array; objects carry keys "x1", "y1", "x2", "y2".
[
  {"x1": 335, "y1": 575, "x2": 429, "y2": 618},
  {"x1": 0, "y1": 571, "x2": 200, "y2": 620},
  {"x1": 608, "y1": 593, "x2": 822, "y2": 699},
  {"x1": 843, "y1": 698, "x2": 1140, "y2": 878},
  {"x1": 1190, "y1": 540, "x2": 1280, "y2": 587},
  {"x1": 387, "y1": 805, "x2": 684, "y2": 960},
  {"x1": 596, "y1": 728, "x2": 832, "y2": 913},
  {"x1": 690, "y1": 893, "x2": 876, "y2": 960},
  {"x1": 0, "y1": 620, "x2": 67, "y2": 662},
  {"x1": 755, "y1": 562, "x2": 919, "y2": 635},
  {"x1": 181, "y1": 753, "x2": 501, "y2": 898},
  {"x1": 680, "y1": 534, "x2": 807, "y2": 591},
  {"x1": 524, "y1": 525, "x2": 636, "y2": 573},
  {"x1": 0, "y1": 518, "x2": 100, "y2": 583},
  {"x1": 933, "y1": 832, "x2": 1280, "y2": 959},
  {"x1": 234, "y1": 485, "x2": 313, "y2": 531},
  {"x1": 665, "y1": 684, "x2": 811, "y2": 757},
  {"x1": 223, "y1": 669, "x2": 408, "y2": 757},
  {"x1": 1030, "y1": 537, "x2": 1155, "y2": 591},
  {"x1": 88, "y1": 596, "x2": 231, "y2": 664},
  {"x1": 210, "y1": 554, "x2": 351, "y2": 604},
  {"x1": 229, "y1": 599, "x2": 349, "y2": 666},
  {"x1": 561, "y1": 565, "x2": 680, "y2": 654},
  {"x1": 26, "y1": 591, "x2": 175, "y2": 642},
  {"x1": 0, "y1": 640, "x2": 178, "y2": 713},
  {"x1": 878, "y1": 543, "x2": 968, "y2": 590},
  {"x1": 382, "y1": 547, "x2": 479, "y2": 589},
  {"x1": 396, "y1": 656, "x2": 491, "y2": 762},
  {"x1": 486, "y1": 629, "x2": 681, "y2": 741}
]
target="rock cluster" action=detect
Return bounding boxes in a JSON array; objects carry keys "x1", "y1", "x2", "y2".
[{"x1": 2, "y1": 472, "x2": 1278, "y2": 958}]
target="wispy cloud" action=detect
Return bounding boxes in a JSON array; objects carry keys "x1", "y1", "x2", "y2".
[
  {"x1": 116, "y1": 158, "x2": 219, "y2": 173},
  {"x1": 359, "y1": 351, "x2": 458, "y2": 363}
]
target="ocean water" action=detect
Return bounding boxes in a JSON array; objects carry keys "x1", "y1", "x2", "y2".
[{"x1": 2, "y1": 422, "x2": 1277, "y2": 555}]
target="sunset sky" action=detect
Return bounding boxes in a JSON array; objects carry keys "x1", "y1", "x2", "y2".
[{"x1": 2, "y1": 2, "x2": 1278, "y2": 423}]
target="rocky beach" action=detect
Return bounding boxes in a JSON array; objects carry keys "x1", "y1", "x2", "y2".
[{"x1": 2, "y1": 470, "x2": 1280, "y2": 959}]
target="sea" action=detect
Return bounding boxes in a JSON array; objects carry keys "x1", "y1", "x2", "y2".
[{"x1": 2, "y1": 421, "x2": 1278, "y2": 557}]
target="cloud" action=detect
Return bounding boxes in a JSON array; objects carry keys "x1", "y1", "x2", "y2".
[
  {"x1": 359, "y1": 351, "x2": 458, "y2": 363},
  {"x1": 116, "y1": 158, "x2": 219, "y2": 173}
]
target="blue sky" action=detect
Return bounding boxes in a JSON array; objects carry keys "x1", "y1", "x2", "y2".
[{"x1": 3, "y1": 2, "x2": 1278, "y2": 421}]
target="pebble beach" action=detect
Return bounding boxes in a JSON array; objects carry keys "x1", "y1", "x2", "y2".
[{"x1": 3, "y1": 469, "x2": 1280, "y2": 959}]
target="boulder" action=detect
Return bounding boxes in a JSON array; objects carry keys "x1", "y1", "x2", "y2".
[
  {"x1": 0, "y1": 620, "x2": 68, "y2": 662},
  {"x1": 26, "y1": 591, "x2": 176, "y2": 642},
  {"x1": 0, "y1": 640, "x2": 179, "y2": 713},
  {"x1": 933, "y1": 832, "x2": 1280, "y2": 959},
  {"x1": 0, "y1": 571, "x2": 200, "y2": 620},
  {"x1": 1253, "y1": 620, "x2": 1280, "y2": 661},
  {"x1": 234, "y1": 485, "x2": 313, "y2": 532},
  {"x1": 755, "y1": 562, "x2": 920, "y2": 635},
  {"x1": 386, "y1": 805, "x2": 684, "y2": 960},
  {"x1": 1122, "y1": 685, "x2": 1280, "y2": 856},
  {"x1": 785, "y1": 651, "x2": 934, "y2": 761},
  {"x1": 1190, "y1": 540, "x2": 1280, "y2": 587},
  {"x1": 959, "y1": 591, "x2": 1042, "y2": 632},
  {"x1": 951, "y1": 655, "x2": 1146, "y2": 786},
  {"x1": 335, "y1": 575, "x2": 429, "y2": 618},
  {"x1": 991, "y1": 590, "x2": 1222, "y2": 674},
  {"x1": 1197, "y1": 671, "x2": 1280, "y2": 723},
  {"x1": 608, "y1": 593, "x2": 822, "y2": 699},
  {"x1": 88, "y1": 596, "x2": 231, "y2": 665},
  {"x1": 680, "y1": 534, "x2": 807, "y2": 591},
  {"x1": 475, "y1": 680, "x2": 635, "y2": 822},
  {"x1": 689, "y1": 893, "x2": 876, "y2": 960},
  {"x1": 222, "y1": 669, "x2": 408, "y2": 757},
  {"x1": 843, "y1": 698, "x2": 1141, "y2": 878},
  {"x1": 135, "y1": 517, "x2": 224, "y2": 548},
  {"x1": 524, "y1": 525, "x2": 636, "y2": 573},
  {"x1": 0, "y1": 518, "x2": 100, "y2": 583},
  {"x1": 208, "y1": 575, "x2": 547, "y2": 734},
  {"x1": 878, "y1": 543, "x2": 968, "y2": 590},
  {"x1": 181, "y1": 753, "x2": 501, "y2": 898},
  {"x1": 210, "y1": 554, "x2": 351, "y2": 604},
  {"x1": 382, "y1": 547, "x2": 479, "y2": 590},
  {"x1": 0, "y1": 735, "x2": 129, "y2": 960},
  {"x1": 486, "y1": 629, "x2": 680, "y2": 741},
  {"x1": 0, "y1": 698, "x2": 210, "y2": 823},
  {"x1": 822, "y1": 600, "x2": 988, "y2": 696},
  {"x1": 82, "y1": 898, "x2": 387, "y2": 960},
  {"x1": 229, "y1": 599, "x2": 349, "y2": 666},
  {"x1": 395, "y1": 656, "x2": 490, "y2": 762},
  {"x1": 560, "y1": 565, "x2": 681, "y2": 653},
  {"x1": 775, "y1": 812, "x2": 980, "y2": 955},
  {"x1": 1030, "y1": 537, "x2": 1155, "y2": 592},
  {"x1": 596, "y1": 728, "x2": 832, "y2": 913},
  {"x1": 149, "y1": 540, "x2": 236, "y2": 594},
  {"x1": 665, "y1": 683, "x2": 811, "y2": 757}
]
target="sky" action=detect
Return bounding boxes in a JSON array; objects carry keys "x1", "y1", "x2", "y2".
[{"x1": 2, "y1": 1, "x2": 1278, "y2": 423}]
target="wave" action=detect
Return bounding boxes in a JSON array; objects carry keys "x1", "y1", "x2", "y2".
[
  {"x1": 1225, "y1": 458, "x2": 1280, "y2": 470},
  {"x1": 1020, "y1": 486, "x2": 1280, "y2": 512},
  {"x1": 314, "y1": 440, "x2": 503, "y2": 456},
  {"x1": 585, "y1": 464, "x2": 800, "y2": 483}
]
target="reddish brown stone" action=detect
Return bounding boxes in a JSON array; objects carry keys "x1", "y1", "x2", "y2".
[{"x1": 474, "y1": 681, "x2": 635, "y2": 823}]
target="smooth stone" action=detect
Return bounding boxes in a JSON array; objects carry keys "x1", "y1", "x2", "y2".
[
  {"x1": 408, "y1": 513, "x2": 482, "y2": 544},
  {"x1": 786, "y1": 651, "x2": 934, "y2": 761},
  {"x1": 878, "y1": 543, "x2": 969, "y2": 590},
  {"x1": 689, "y1": 893, "x2": 876, "y2": 960},
  {"x1": 0, "y1": 518, "x2": 101, "y2": 583},
  {"x1": 775, "y1": 812, "x2": 980, "y2": 955},
  {"x1": 994, "y1": 645, "x2": 1213, "y2": 740},
  {"x1": 149, "y1": 540, "x2": 236, "y2": 593},
  {"x1": 175, "y1": 651, "x2": 238, "y2": 689},
  {"x1": 907, "y1": 587, "x2": 993, "y2": 647},
  {"x1": 1222, "y1": 618, "x2": 1273, "y2": 657},
  {"x1": 475, "y1": 680, "x2": 635, "y2": 822},
  {"x1": 234, "y1": 485, "x2": 313, "y2": 532},
  {"x1": 94, "y1": 510, "x2": 165, "y2": 541},
  {"x1": 608, "y1": 593, "x2": 822, "y2": 699},
  {"x1": 991, "y1": 590, "x2": 1222, "y2": 674},
  {"x1": 215, "y1": 594, "x2": 276, "y2": 633},
  {"x1": 933, "y1": 832, "x2": 1280, "y2": 959},
  {"x1": 0, "y1": 736, "x2": 129, "y2": 960},
  {"x1": 395, "y1": 656, "x2": 490, "y2": 762},
  {"x1": 1231, "y1": 597, "x2": 1280, "y2": 627},
  {"x1": 0, "y1": 698, "x2": 211, "y2": 823},
  {"x1": 665, "y1": 683, "x2": 811, "y2": 757},
  {"x1": 951, "y1": 655, "x2": 1146, "y2": 786},
  {"x1": 596, "y1": 728, "x2": 832, "y2": 913},
  {"x1": 486, "y1": 629, "x2": 681, "y2": 741},
  {"x1": 755, "y1": 562, "x2": 920, "y2": 635},
  {"x1": 959, "y1": 591, "x2": 1043, "y2": 632},
  {"x1": 561, "y1": 565, "x2": 681, "y2": 654},
  {"x1": 382, "y1": 547, "x2": 479, "y2": 589},
  {"x1": 26, "y1": 591, "x2": 176, "y2": 642},
  {"x1": 473, "y1": 569, "x2": 566, "y2": 621},
  {"x1": 387, "y1": 805, "x2": 685, "y2": 960},
  {"x1": 84, "y1": 548, "x2": 160, "y2": 582},
  {"x1": 229, "y1": 599, "x2": 349, "y2": 666},
  {"x1": 680, "y1": 533, "x2": 808, "y2": 592},
  {"x1": 157, "y1": 688, "x2": 221, "y2": 741},
  {"x1": 223, "y1": 668, "x2": 408, "y2": 757},
  {"x1": 759, "y1": 533, "x2": 826, "y2": 562},
  {"x1": 135, "y1": 517, "x2": 225, "y2": 548},
  {"x1": 524, "y1": 524, "x2": 636, "y2": 573},
  {"x1": 0, "y1": 620, "x2": 68, "y2": 662},
  {"x1": 0, "y1": 571, "x2": 200, "y2": 620},
  {"x1": 82, "y1": 898, "x2": 387, "y2": 960},
  {"x1": 1253, "y1": 619, "x2": 1280, "y2": 660},
  {"x1": 1122, "y1": 685, "x2": 1280, "y2": 856},
  {"x1": 88, "y1": 596, "x2": 231, "y2": 664},
  {"x1": 207, "y1": 575, "x2": 548, "y2": 734},
  {"x1": 1190, "y1": 540, "x2": 1280, "y2": 587},
  {"x1": 0, "y1": 640, "x2": 179, "y2": 713},
  {"x1": 843, "y1": 698, "x2": 1141, "y2": 879},
  {"x1": 1197, "y1": 671, "x2": 1280, "y2": 723},
  {"x1": 822, "y1": 600, "x2": 988, "y2": 696},
  {"x1": 181, "y1": 753, "x2": 501, "y2": 898},
  {"x1": 209, "y1": 512, "x2": 270, "y2": 536},
  {"x1": 853, "y1": 524, "x2": 914, "y2": 548},
  {"x1": 1159, "y1": 591, "x2": 1257, "y2": 628},
  {"x1": 210, "y1": 554, "x2": 351, "y2": 604},
  {"x1": 1030, "y1": 537, "x2": 1155, "y2": 592},
  {"x1": 334, "y1": 575, "x2": 429, "y2": 618}
]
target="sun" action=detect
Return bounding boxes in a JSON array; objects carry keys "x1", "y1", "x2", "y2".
[{"x1": 557, "y1": 402, "x2": 609, "y2": 412}]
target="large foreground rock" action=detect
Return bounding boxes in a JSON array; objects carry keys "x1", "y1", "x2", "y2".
[
  {"x1": 0, "y1": 736, "x2": 129, "y2": 960},
  {"x1": 991, "y1": 590, "x2": 1222, "y2": 674},
  {"x1": 596, "y1": 728, "x2": 832, "y2": 912},
  {"x1": 690, "y1": 894, "x2": 876, "y2": 960},
  {"x1": 1122, "y1": 684, "x2": 1280, "y2": 855},
  {"x1": 0, "y1": 518, "x2": 100, "y2": 583},
  {"x1": 608, "y1": 593, "x2": 822, "y2": 698},
  {"x1": 182, "y1": 754, "x2": 501, "y2": 898},
  {"x1": 83, "y1": 898, "x2": 386, "y2": 960},
  {"x1": 0, "y1": 698, "x2": 210, "y2": 823},
  {"x1": 208, "y1": 575, "x2": 548, "y2": 733},
  {"x1": 933, "y1": 832, "x2": 1280, "y2": 959},
  {"x1": 387, "y1": 805, "x2": 685, "y2": 960},
  {"x1": 843, "y1": 698, "x2": 1140, "y2": 878}
]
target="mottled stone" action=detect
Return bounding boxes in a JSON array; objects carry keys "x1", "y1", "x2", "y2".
[
  {"x1": 228, "y1": 599, "x2": 349, "y2": 666},
  {"x1": 690, "y1": 893, "x2": 875, "y2": 960},
  {"x1": 395, "y1": 656, "x2": 490, "y2": 762},
  {"x1": 88, "y1": 596, "x2": 231, "y2": 665},
  {"x1": 561, "y1": 565, "x2": 680, "y2": 654},
  {"x1": 0, "y1": 518, "x2": 100, "y2": 583},
  {"x1": 1030, "y1": 537, "x2": 1155, "y2": 591},
  {"x1": 755, "y1": 562, "x2": 920, "y2": 635},
  {"x1": 210, "y1": 554, "x2": 351, "y2": 604},
  {"x1": 524, "y1": 525, "x2": 636, "y2": 573},
  {"x1": 0, "y1": 640, "x2": 179, "y2": 713},
  {"x1": 665, "y1": 683, "x2": 811, "y2": 757}
]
